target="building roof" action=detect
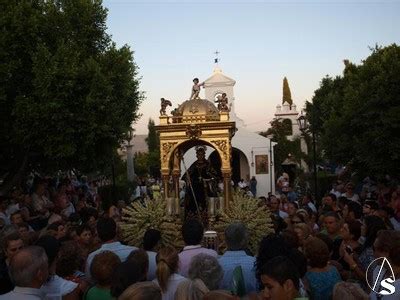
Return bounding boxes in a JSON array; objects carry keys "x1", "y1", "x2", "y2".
[
  {"x1": 172, "y1": 98, "x2": 220, "y2": 123},
  {"x1": 204, "y1": 68, "x2": 236, "y2": 86}
]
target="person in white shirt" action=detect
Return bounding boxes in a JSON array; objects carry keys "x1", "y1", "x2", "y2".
[
  {"x1": 0, "y1": 246, "x2": 48, "y2": 300},
  {"x1": 153, "y1": 246, "x2": 187, "y2": 300},
  {"x1": 238, "y1": 179, "x2": 247, "y2": 189},
  {"x1": 269, "y1": 195, "x2": 288, "y2": 219},
  {"x1": 341, "y1": 182, "x2": 360, "y2": 203},
  {"x1": 277, "y1": 173, "x2": 290, "y2": 194},
  {"x1": 36, "y1": 235, "x2": 79, "y2": 299},
  {"x1": 301, "y1": 194, "x2": 317, "y2": 213},
  {"x1": 178, "y1": 219, "x2": 218, "y2": 277},
  {"x1": 131, "y1": 186, "x2": 141, "y2": 200},
  {"x1": 32, "y1": 181, "x2": 53, "y2": 218},
  {"x1": 330, "y1": 180, "x2": 344, "y2": 200}
]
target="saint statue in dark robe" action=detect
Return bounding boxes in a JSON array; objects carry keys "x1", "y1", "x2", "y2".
[{"x1": 185, "y1": 146, "x2": 218, "y2": 216}]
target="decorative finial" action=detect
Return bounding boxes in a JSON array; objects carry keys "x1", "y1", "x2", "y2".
[{"x1": 214, "y1": 50, "x2": 220, "y2": 64}]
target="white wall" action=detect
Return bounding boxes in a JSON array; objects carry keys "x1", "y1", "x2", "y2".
[{"x1": 179, "y1": 130, "x2": 276, "y2": 198}]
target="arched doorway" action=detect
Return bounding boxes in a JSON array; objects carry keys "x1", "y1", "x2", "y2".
[
  {"x1": 231, "y1": 148, "x2": 250, "y2": 186},
  {"x1": 180, "y1": 145, "x2": 222, "y2": 181},
  {"x1": 210, "y1": 148, "x2": 249, "y2": 186}
]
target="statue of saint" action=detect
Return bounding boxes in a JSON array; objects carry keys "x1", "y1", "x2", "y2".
[
  {"x1": 160, "y1": 98, "x2": 172, "y2": 115},
  {"x1": 190, "y1": 78, "x2": 204, "y2": 100},
  {"x1": 184, "y1": 146, "x2": 218, "y2": 215},
  {"x1": 215, "y1": 93, "x2": 229, "y2": 112}
]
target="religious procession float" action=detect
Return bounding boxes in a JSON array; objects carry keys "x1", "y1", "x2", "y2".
[{"x1": 120, "y1": 78, "x2": 274, "y2": 254}]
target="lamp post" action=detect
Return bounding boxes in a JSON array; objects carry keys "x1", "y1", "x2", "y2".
[
  {"x1": 267, "y1": 134, "x2": 274, "y2": 195},
  {"x1": 297, "y1": 111, "x2": 318, "y2": 203},
  {"x1": 126, "y1": 128, "x2": 135, "y2": 182}
]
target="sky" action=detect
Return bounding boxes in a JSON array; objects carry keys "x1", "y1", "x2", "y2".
[{"x1": 103, "y1": 0, "x2": 400, "y2": 135}]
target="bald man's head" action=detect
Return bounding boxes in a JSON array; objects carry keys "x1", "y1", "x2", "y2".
[{"x1": 10, "y1": 246, "x2": 48, "y2": 288}]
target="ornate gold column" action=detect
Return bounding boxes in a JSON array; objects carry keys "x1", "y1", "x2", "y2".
[
  {"x1": 172, "y1": 170, "x2": 181, "y2": 216},
  {"x1": 171, "y1": 150, "x2": 181, "y2": 199},
  {"x1": 222, "y1": 170, "x2": 232, "y2": 210},
  {"x1": 161, "y1": 171, "x2": 169, "y2": 200},
  {"x1": 172, "y1": 171, "x2": 180, "y2": 199}
]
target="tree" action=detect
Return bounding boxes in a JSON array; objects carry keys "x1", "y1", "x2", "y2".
[
  {"x1": 146, "y1": 118, "x2": 159, "y2": 150},
  {"x1": 306, "y1": 44, "x2": 400, "y2": 176},
  {"x1": 282, "y1": 77, "x2": 293, "y2": 106},
  {"x1": 134, "y1": 152, "x2": 149, "y2": 177},
  {"x1": 145, "y1": 118, "x2": 160, "y2": 178},
  {"x1": 0, "y1": 1, "x2": 143, "y2": 192}
]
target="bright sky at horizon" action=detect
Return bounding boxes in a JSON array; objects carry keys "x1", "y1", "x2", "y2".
[{"x1": 103, "y1": 0, "x2": 400, "y2": 135}]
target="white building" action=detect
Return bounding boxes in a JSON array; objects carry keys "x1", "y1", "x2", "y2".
[
  {"x1": 273, "y1": 78, "x2": 308, "y2": 170},
  {"x1": 181, "y1": 67, "x2": 276, "y2": 197},
  {"x1": 274, "y1": 102, "x2": 301, "y2": 141}
]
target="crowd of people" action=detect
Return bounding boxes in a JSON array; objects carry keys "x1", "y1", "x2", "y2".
[{"x1": 0, "y1": 173, "x2": 400, "y2": 299}]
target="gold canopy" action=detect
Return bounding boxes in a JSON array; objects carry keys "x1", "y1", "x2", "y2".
[
  {"x1": 173, "y1": 98, "x2": 220, "y2": 123},
  {"x1": 156, "y1": 96, "x2": 236, "y2": 213}
]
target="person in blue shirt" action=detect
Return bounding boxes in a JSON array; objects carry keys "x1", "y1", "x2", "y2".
[
  {"x1": 85, "y1": 217, "x2": 137, "y2": 282},
  {"x1": 304, "y1": 237, "x2": 341, "y2": 299},
  {"x1": 218, "y1": 223, "x2": 257, "y2": 294}
]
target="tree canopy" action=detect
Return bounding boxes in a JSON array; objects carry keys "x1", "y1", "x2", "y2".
[
  {"x1": 146, "y1": 118, "x2": 161, "y2": 178},
  {"x1": 282, "y1": 77, "x2": 293, "y2": 106},
  {"x1": 0, "y1": 0, "x2": 143, "y2": 189},
  {"x1": 306, "y1": 44, "x2": 400, "y2": 176}
]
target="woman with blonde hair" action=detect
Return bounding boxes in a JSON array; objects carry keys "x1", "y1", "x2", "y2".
[
  {"x1": 174, "y1": 278, "x2": 209, "y2": 300},
  {"x1": 294, "y1": 223, "x2": 312, "y2": 251},
  {"x1": 119, "y1": 281, "x2": 161, "y2": 300},
  {"x1": 153, "y1": 246, "x2": 187, "y2": 300}
]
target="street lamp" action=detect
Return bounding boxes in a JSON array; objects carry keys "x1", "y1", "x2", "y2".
[
  {"x1": 297, "y1": 111, "x2": 318, "y2": 204},
  {"x1": 126, "y1": 128, "x2": 135, "y2": 182},
  {"x1": 266, "y1": 134, "x2": 274, "y2": 195},
  {"x1": 297, "y1": 113, "x2": 307, "y2": 132}
]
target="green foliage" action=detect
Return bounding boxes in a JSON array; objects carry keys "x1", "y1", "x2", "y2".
[
  {"x1": 98, "y1": 155, "x2": 137, "y2": 210},
  {"x1": 146, "y1": 119, "x2": 159, "y2": 150},
  {"x1": 281, "y1": 119, "x2": 293, "y2": 136},
  {"x1": 147, "y1": 150, "x2": 161, "y2": 178},
  {"x1": 134, "y1": 152, "x2": 149, "y2": 177},
  {"x1": 306, "y1": 44, "x2": 400, "y2": 176},
  {"x1": 146, "y1": 118, "x2": 161, "y2": 178},
  {"x1": 282, "y1": 77, "x2": 293, "y2": 106},
  {"x1": 0, "y1": 0, "x2": 143, "y2": 182}
]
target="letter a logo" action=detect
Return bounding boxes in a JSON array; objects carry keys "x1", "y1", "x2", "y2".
[{"x1": 366, "y1": 257, "x2": 396, "y2": 296}]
